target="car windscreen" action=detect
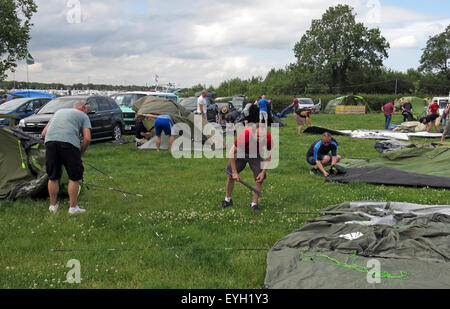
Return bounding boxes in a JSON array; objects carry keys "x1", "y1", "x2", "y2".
[
  {"x1": 439, "y1": 100, "x2": 448, "y2": 108},
  {"x1": 180, "y1": 97, "x2": 197, "y2": 108},
  {"x1": 113, "y1": 94, "x2": 147, "y2": 107},
  {"x1": 0, "y1": 98, "x2": 30, "y2": 112},
  {"x1": 37, "y1": 97, "x2": 86, "y2": 114},
  {"x1": 299, "y1": 99, "x2": 314, "y2": 105}
]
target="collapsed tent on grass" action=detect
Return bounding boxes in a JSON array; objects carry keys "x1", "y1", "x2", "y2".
[
  {"x1": 327, "y1": 143, "x2": 450, "y2": 189},
  {"x1": 264, "y1": 201, "x2": 450, "y2": 289},
  {"x1": 324, "y1": 95, "x2": 372, "y2": 114},
  {"x1": 132, "y1": 96, "x2": 224, "y2": 150},
  {"x1": 0, "y1": 126, "x2": 48, "y2": 200},
  {"x1": 304, "y1": 125, "x2": 443, "y2": 141}
]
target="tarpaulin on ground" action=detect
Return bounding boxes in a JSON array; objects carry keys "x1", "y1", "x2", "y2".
[
  {"x1": 264, "y1": 201, "x2": 450, "y2": 289},
  {"x1": 304, "y1": 126, "x2": 442, "y2": 140},
  {"x1": 326, "y1": 145, "x2": 450, "y2": 189}
]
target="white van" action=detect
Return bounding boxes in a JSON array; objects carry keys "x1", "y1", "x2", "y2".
[{"x1": 426, "y1": 96, "x2": 449, "y2": 116}]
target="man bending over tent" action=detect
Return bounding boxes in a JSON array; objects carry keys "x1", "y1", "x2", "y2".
[
  {"x1": 138, "y1": 113, "x2": 175, "y2": 151},
  {"x1": 293, "y1": 101, "x2": 314, "y2": 135},
  {"x1": 419, "y1": 113, "x2": 440, "y2": 133},
  {"x1": 218, "y1": 124, "x2": 273, "y2": 214},
  {"x1": 307, "y1": 132, "x2": 341, "y2": 177},
  {"x1": 41, "y1": 100, "x2": 91, "y2": 214}
]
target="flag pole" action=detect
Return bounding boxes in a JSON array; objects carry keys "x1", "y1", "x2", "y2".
[{"x1": 26, "y1": 61, "x2": 29, "y2": 97}]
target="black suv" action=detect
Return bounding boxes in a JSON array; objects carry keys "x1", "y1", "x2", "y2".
[{"x1": 18, "y1": 95, "x2": 124, "y2": 141}]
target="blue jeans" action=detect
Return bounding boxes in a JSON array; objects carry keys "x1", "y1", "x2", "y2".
[{"x1": 384, "y1": 115, "x2": 392, "y2": 129}]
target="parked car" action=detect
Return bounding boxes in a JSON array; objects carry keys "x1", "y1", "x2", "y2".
[
  {"x1": 18, "y1": 95, "x2": 123, "y2": 141},
  {"x1": 296, "y1": 97, "x2": 322, "y2": 113},
  {"x1": 0, "y1": 97, "x2": 52, "y2": 126},
  {"x1": 179, "y1": 92, "x2": 217, "y2": 122},
  {"x1": 111, "y1": 91, "x2": 179, "y2": 133}
]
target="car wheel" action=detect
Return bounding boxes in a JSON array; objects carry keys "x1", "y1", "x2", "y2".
[{"x1": 112, "y1": 124, "x2": 122, "y2": 141}]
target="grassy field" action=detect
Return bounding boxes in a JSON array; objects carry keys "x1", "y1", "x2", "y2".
[{"x1": 1, "y1": 113, "x2": 449, "y2": 289}]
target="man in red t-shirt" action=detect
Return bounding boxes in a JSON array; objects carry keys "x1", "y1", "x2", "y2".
[
  {"x1": 429, "y1": 100, "x2": 440, "y2": 115},
  {"x1": 218, "y1": 124, "x2": 273, "y2": 213}
]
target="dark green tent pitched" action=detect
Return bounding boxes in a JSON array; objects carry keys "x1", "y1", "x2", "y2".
[{"x1": 0, "y1": 126, "x2": 48, "y2": 200}]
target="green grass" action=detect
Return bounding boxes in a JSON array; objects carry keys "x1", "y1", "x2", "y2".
[{"x1": 1, "y1": 113, "x2": 449, "y2": 289}]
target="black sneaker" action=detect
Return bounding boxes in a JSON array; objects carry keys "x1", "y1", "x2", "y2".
[
  {"x1": 218, "y1": 199, "x2": 233, "y2": 209},
  {"x1": 251, "y1": 204, "x2": 261, "y2": 214},
  {"x1": 310, "y1": 168, "x2": 319, "y2": 176}
]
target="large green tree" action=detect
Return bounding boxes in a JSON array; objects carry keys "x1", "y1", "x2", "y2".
[
  {"x1": 0, "y1": 0, "x2": 37, "y2": 81},
  {"x1": 293, "y1": 5, "x2": 389, "y2": 93},
  {"x1": 419, "y1": 25, "x2": 450, "y2": 80}
]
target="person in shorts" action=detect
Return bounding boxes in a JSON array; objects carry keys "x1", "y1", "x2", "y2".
[
  {"x1": 419, "y1": 113, "x2": 440, "y2": 133},
  {"x1": 135, "y1": 120, "x2": 153, "y2": 146},
  {"x1": 138, "y1": 113, "x2": 175, "y2": 151},
  {"x1": 218, "y1": 124, "x2": 273, "y2": 213},
  {"x1": 41, "y1": 100, "x2": 92, "y2": 214},
  {"x1": 306, "y1": 132, "x2": 341, "y2": 177},
  {"x1": 293, "y1": 102, "x2": 314, "y2": 135},
  {"x1": 258, "y1": 95, "x2": 269, "y2": 127}
]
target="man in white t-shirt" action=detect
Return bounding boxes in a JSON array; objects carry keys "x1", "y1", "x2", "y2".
[{"x1": 197, "y1": 90, "x2": 208, "y2": 120}]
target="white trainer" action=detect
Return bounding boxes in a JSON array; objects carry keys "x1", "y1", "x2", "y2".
[
  {"x1": 69, "y1": 206, "x2": 86, "y2": 214},
  {"x1": 49, "y1": 204, "x2": 59, "y2": 213}
]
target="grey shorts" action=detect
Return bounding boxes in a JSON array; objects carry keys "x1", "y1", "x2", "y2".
[
  {"x1": 294, "y1": 114, "x2": 304, "y2": 125},
  {"x1": 226, "y1": 156, "x2": 266, "y2": 182},
  {"x1": 260, "y1": 111, "x2": 268, "y2": 121}
]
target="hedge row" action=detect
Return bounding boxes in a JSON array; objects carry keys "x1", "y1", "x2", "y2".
[{"x1": 244, "y1": 94, "x2": 426, "y2": 113}]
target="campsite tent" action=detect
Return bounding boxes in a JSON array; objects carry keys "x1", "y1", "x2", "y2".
[
  {"x1": 324, "y1": 95, "x2": 372, "y2": 114},
  {"x1": 0, "y1": 126, "x2": 73, "y2": 200},
  {"x1": 132, "y1": 96, "x2": 224, "y2": 149},
  {"x1": 264, "y1": 201, "x2": 450, "y2": 289},
  {"x1": 394, "y1": 96, "x2": 427, "y2": 118},
  {"x1": 0, "y1": 126, "x2": 48, "y2": 200}
]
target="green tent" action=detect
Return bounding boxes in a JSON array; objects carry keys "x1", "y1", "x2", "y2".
[
  {"x1": 324, "y1": 95, "x2": 372, "y2": 114},
  {"x1": 132, "y1": 96, "x2": 216, "y2": 142},
  {"x1": 0, "y1": 126, "x2": 48, "y2": 200},
  {"x1": 264, "y1": 201, "x2": 450, "y2": 289},
  {"x1": 394, "y1": 96, "x2": 427, "y2": 118},
  {"x1": 0, "y1": 126, "x2": 73, "y2": 200},
  {"x1": 327, "y1": 143, "x2": 450, "y2": 189}
]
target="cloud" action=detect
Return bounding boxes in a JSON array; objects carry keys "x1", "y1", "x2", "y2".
[
  {"x1": 390, "y1": 35, "x2": 419, "y2": 49},
  {"x1": 6, "y1": 0, "x2": 450, "y2": 87}
]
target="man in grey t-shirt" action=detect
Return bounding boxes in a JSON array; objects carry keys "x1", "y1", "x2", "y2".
[{"x1": 41, "y1": 100, "x2": 92, "y2": 214}]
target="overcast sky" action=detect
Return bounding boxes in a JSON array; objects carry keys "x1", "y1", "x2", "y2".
[{"x1": 6, "y1": 0, "x2": 450, "y2": 88}]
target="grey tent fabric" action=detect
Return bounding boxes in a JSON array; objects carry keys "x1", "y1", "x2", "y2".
[
  {"x1": 327, "y1": 166, "x2": 450, "y2": 189},
  {"x1": 264, "y1": 202, "x2": 450, "y2": 289}
]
